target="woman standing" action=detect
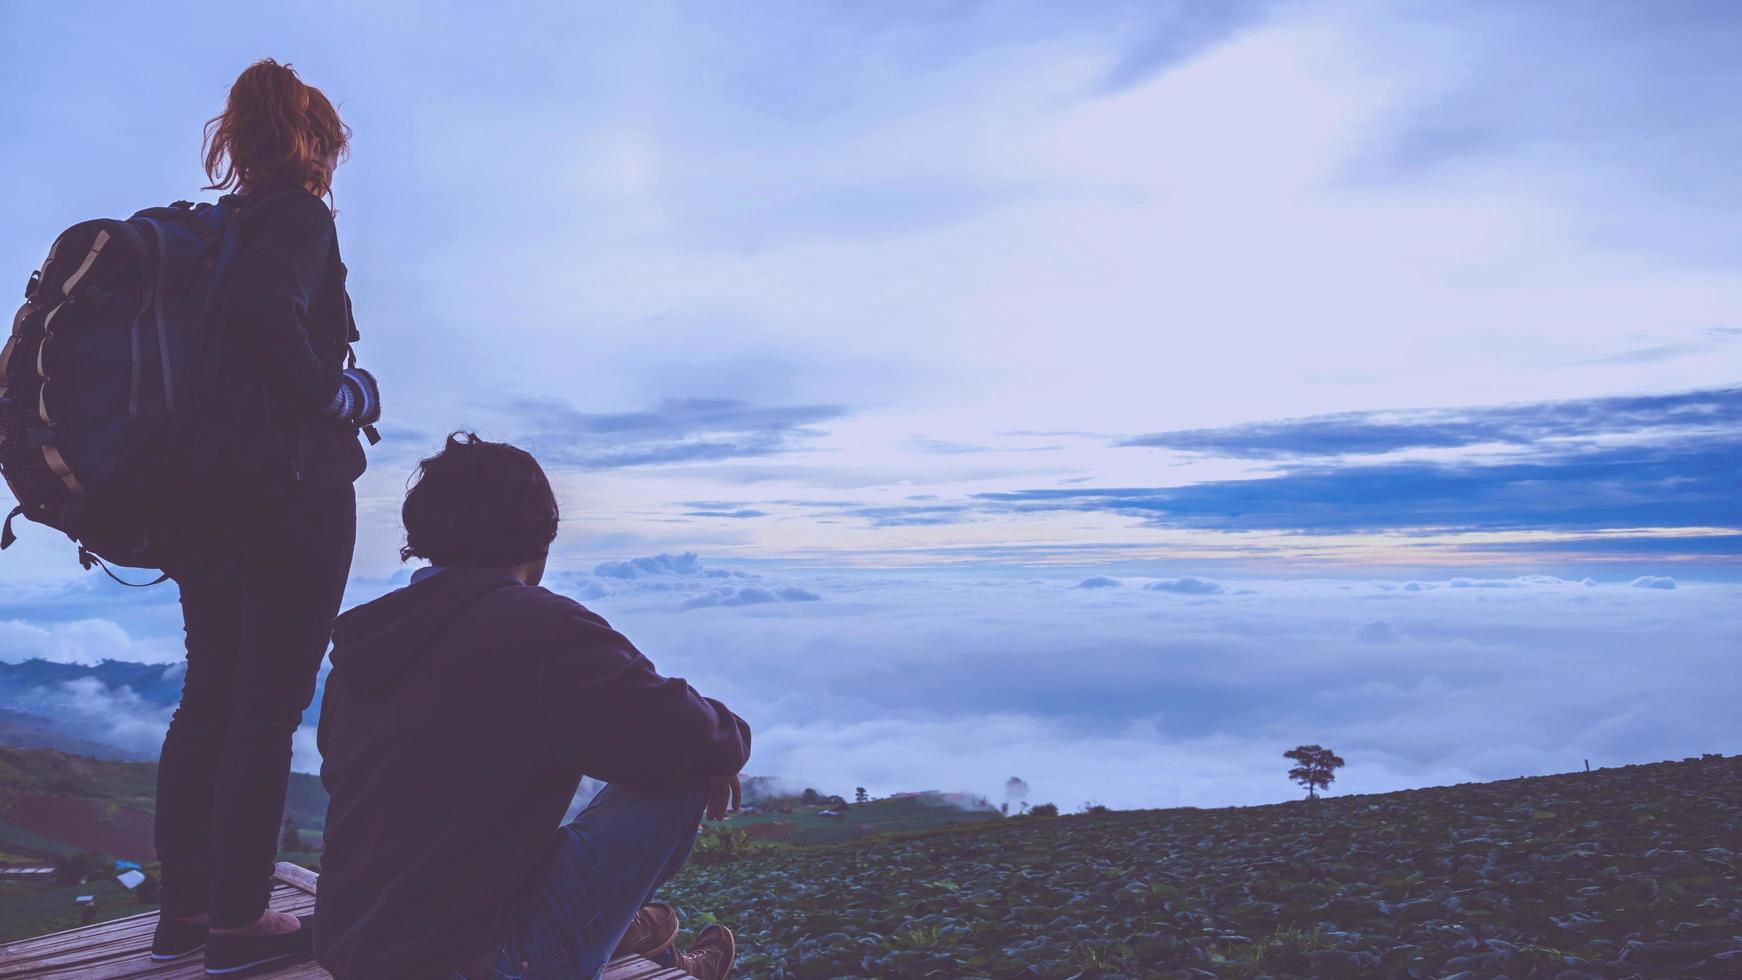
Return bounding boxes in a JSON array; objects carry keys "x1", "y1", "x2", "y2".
[{"x1": 151, "y1": 59, "x2": 380, "y2": 974}]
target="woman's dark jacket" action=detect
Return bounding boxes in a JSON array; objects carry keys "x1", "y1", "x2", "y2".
[{"x1": 198, "y1": 187, "x2": 366, "y2": 498}]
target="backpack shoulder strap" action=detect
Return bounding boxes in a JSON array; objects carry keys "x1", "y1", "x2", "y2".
[
  {"x1": 320, "y1": 210, "x2": 362, "y2": 349},
  {"x1": 78, "y1": 546, "x2": 169, "y2": 587}
]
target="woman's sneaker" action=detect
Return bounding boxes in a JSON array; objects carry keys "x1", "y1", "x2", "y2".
[
  {"x1": 203, "y1": 914, "x2": 315, "y2": 975},
  {"x1": 612, "y1": 903, "x2": 680, "y2": 959},
  {"x1": 150, "y1": 917, "x2": 208, "y2": 961},
  {"x1": 676, "y1": 924, "x2": 735, "y2": 980}
]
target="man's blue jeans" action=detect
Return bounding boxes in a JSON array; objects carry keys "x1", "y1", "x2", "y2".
[{"x1": 457, "y1": 780, "x2": 708, "y2": 979}]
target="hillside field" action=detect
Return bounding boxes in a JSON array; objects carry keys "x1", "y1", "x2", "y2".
[
  {"x1": 3, "y1": 750, "x2": 1737, "y2": 974},
  {"x1": 0, "y1": 747, "x2": 330, "y2": 940},
  {"x1": 732, "y1": 794, "x2": 1001, "y2": 845},
  {"x1": 662, "y1": 756, "x2": 1742, "y2": 977},
  {"x1": 0, "y1": 874, "x2": 150, "y2": 945}
]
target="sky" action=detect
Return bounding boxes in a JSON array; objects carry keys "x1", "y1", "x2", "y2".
[{"x1": 1, "y1": 0, "x2": 1738, "y2": 810}]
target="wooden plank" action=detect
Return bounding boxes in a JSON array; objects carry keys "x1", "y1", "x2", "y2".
[
  {"x1": 605, "y1": 961, "x2": 690, "y2": 980},
  {"x1": 260, "y1": 966, "x2": 335, "y2": 980},
  {"x1": 3, "y1": 878, "x2": 680, "y2": 980},
  {"x1": 272, "y1": 862, "x2": 319, "y2": 896},
  {"x1": 0, "y1": 908, "x2": 159, "y2": 955},
  {"x1": 0, "y1": 886, "x2": 311, "y2": 979},
  {"x1": 3, "y1": 884, "x2": 307, "y2": 954},
  {"x1": 3, "y1": 948, "x2": 671, "y2": 980},
  {"x1": 28, "y1": 901, "x2": 322, "y2": 979},
  {"x1": 0, "y1": 860, "x2": 680, "y2": 980},
  {"x1": 10, "y1": 890, "x2": 315, "y2": 959}
]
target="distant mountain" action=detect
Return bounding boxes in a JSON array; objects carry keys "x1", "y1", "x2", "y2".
[
  {"x1": 0, "y1": 709, "x2": 152, "y2": 761},
  {"x1": 0, "y1": 659, "x2": 187, "y2": 709},
  {"x1": 0, "y1": 658, "x2": 333, "y2": 764},
  {"x1": 0, "y1": 659, "x2": 193, "y2": 762}
]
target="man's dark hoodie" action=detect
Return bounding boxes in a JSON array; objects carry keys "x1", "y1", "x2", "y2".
[{"x1": 313, "y1": 567, "x2": 751, "y2": 979}]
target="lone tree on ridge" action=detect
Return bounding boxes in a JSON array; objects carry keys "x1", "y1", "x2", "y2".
[{"x1": 1285, "y1": 744, "x2": 1345, "y2": 800}]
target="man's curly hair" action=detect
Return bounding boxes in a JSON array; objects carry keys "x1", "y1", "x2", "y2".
[{"x1": 401, "y1": 433, "x2": 559, "y2": 567}]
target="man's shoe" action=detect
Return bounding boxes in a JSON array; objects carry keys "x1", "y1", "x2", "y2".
[
  {"x1": 150, "y1": 917, "x2": 208, "y2": 961},
  {"x1": 613, "y1": 902, "x2": 680, "y2": 959},
  {"x1": 676, "y1": 924, "x2": 735, "y2": 980},
  {"x1": 203, "y1": 914, "x2": 314, "y2": 975}
]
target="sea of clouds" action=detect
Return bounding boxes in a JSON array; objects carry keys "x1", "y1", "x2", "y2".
[{"x1": 4, "y1": 554, "x2": 1736, "y2": 811}]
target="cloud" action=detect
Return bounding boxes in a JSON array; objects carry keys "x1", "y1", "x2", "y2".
[
  {"x1": 1629, "y1": 576, "x2": 1677, "y2": 590},
  {"x1": 6, "y1": 678, "x2": 174, "y2": 758},
  {"x1": 1337, "y1": 1, "x2": 1742, "y2": 264},
  {"x1": 1448, "y1": 576, "x2": 1569, "y2": 589},
  {"x1": 1117, "y1": 386, "x2": 1741, "y2": 459},
  {"x1": 1077, "y1": 576, "x2": 1122, "y2": 589},
  {"x1": 544, "y1": 552, "x2": 841, "y2": 616},
  {"x1": 904, "y1": 436, "x2": 1061, "y2": 456},
  {"x1": 2, "y1": 563, "x2": 1736, "y2": 804},
  {"x1": 751, "y1": 716, "x2": 1332, "y2": 812},
  {"x1": 1447, "y1": 578, "x2": 1514, "y2": 589},
  {"x1": 837, "y1": 503, "x2": 979, "y2": 528},
  {"x1": 0, "y1": 658, "x2": 325, "y2": 774},
  {"x1": 292, "y1": 724, "x2": 321, "y2": 774},
  {"x1": 1354, "y1": 619, "x2": 1400, "y2": 644},
  {"x1": 679, "y1": 585, "x2": 821, "y2": 610},
  {"x1": 0, "y1": 619, "x2": 180, "y2": 665},
  {"x1": 581, "y1": 553, "x2": 825, "y2": 609},
  {"x1": 508, "y1": 396, "x2": 849, "y2": 469},
  {"x1": 1454, "y1": 534, "x2": 1742, "y2": 559},
  {"x1": 594, "y1": 552, "x2": 707, "y2": 579},
  {"x1": 598, "y1": 568, "x2": 1740, "y2": 808},
  {"x1": 1099, "y1": 0, "x2": 1276, "y2": 94},
  {"x1": 1577, "y1": 326, "x2": 1742, "y2": 366},
  {"x1": 905, "y1": 436, "x2": 994, "y2": 455},
  {"x1": 1144, "y1": 576, "x2": 1224, "y2": 595},
  {"x1": 1395, "y1": 576, "x2": 1597, "y2": 593},
  {"x1": 976, "y1": 436, "x2": 1742, "y2": 536}
]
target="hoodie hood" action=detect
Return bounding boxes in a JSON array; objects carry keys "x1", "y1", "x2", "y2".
[{"x1": 329, "y1": 566, "x2": 523, "y2": 695}]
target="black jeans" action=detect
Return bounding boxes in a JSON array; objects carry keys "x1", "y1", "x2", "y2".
[{"x1": 155, "y1": 483, "x2": 356, "y2": 926}]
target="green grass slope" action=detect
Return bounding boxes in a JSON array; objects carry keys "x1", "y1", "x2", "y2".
[
  {"x1": 662, "y1": 755, "x2": 1742, "y2": 978},
  {"x1": 0, "y1": 747, "x2": 159, "y2": 811},
  {"x1": 0, "y1": 747, "x2": 329, "y2": 861},
  {"x1": 0, "y1": 709, "x2": 151, "y2": 761},
  {"x1": 732, "y1": 795, "x2": 1001, "y2": 846},
  {"x1": 0, "y1": 875, "x2": 152, "y2": 944},
  {"x1": 0, "y1": 747, "x2": 334, "y2": 942}
]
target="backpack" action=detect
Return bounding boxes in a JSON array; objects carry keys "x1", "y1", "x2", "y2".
[{"x1": 0, "y1": 190, "x2": 304, "y2": 584}]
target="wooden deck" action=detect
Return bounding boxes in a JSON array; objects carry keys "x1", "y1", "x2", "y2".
[{"x1": 0, "y1": 864, "x2": 685, "y2": 979}]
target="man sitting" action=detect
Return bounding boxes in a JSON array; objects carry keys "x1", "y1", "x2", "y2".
[{"x1": 314, "y1": 433, "x2": 749, "y2": 979}]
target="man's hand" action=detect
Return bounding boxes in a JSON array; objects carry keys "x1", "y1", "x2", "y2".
[{"x1": 706, "y1": 774, "x2": 741, "y2": 821}]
